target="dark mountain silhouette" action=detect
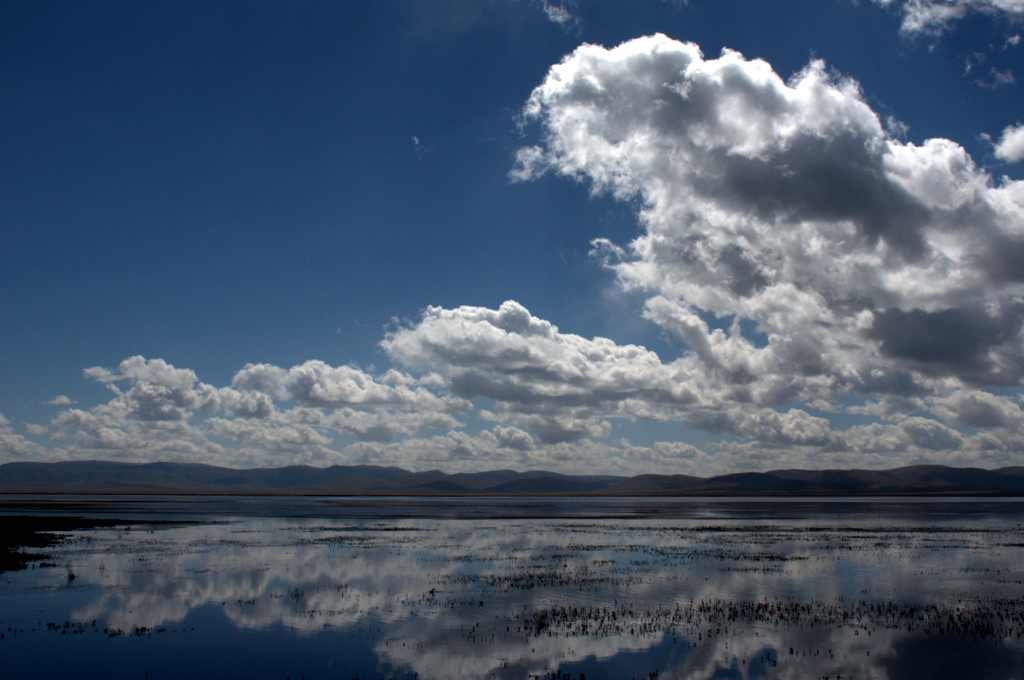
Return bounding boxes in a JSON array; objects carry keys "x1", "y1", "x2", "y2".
[{"x1": 3, "y1": 461, "x2": 1024, "y2": 496}]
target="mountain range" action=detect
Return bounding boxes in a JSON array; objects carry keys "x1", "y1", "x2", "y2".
[{"x1": 3, "y1": 461, "x2": 1024, "y2": 496}]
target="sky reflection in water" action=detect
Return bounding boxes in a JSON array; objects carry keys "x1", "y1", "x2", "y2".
[{"x1": 2, "y1": 498, "x2": 1024, "y2": 679}]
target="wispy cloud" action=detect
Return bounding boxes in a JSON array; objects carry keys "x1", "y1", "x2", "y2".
[
  {"x1": 873, "y1": 0, "x2": 1024, "y2": 36},
  {"x1": 535, "y1": 0, "x2": 579, "y2": 27}
]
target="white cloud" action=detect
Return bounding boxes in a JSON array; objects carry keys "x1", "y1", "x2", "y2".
[
  {"x1": 536, "y1": 0, "x2": 578, "y2": 26},
  {"x1": 995, "y1": 122, "x2": 1024, "y2": 162},
  {"x1": 0, "y1": 414, "x2": 51, "y2": 462},
  {"x1": 873, "y1": 0, "x2": 1024, "y2": 36},
  {"x1": 515, "y1": 35, "x2": 1024, "y2": 408},
  {"x1": 981, "y1": 67, "x2": 1015, "y2": 87},
  {"x1": 501, "y1": 34, "x2": 1024, "y2": 470},
  {"x1": 929, "y1": 389, "x2": 1024, "y2": 427},
  {"x1": 45, "y1": 395, "x2": 73, "y2": 406},
  {"x1": 205, "y1": 417, "x2": 333, "y2": 456},
  {"x1": 293, "y1": 405, "x2": 461, "y2": 443},
  {"x1": 38, "y1": 356, "x2": 469, "y2": 467},
  {"x1": 11, "y1": 337, "x2": 1023, "y2": 472},
  {"x1": 492, "y1": 425, "x2": 536, "y2": 451},
  {"x1": 50, "y1": 404, "x2": 219, "y2": 462},
  {"x1": 380, "y1": 300, "x2": 700, "y2": 443},
  {"x1": 231, "y1": 360, "x2": 462, "y2": 412},
  {"x1": 374, "y1": 297, "x2": 1024, "y2": 471}
]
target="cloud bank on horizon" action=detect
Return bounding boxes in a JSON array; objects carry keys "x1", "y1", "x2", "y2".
[{"x1": 2, "y1": 2, "x2": 1023, "y2": 475}]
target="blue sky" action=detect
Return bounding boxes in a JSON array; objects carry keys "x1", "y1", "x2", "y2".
[{"x1": 2, "y1": 0, "x2": 1023, "y2": 475}]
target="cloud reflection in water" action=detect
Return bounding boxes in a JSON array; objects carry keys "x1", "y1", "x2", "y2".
[{"x1": 7, "y1": 506, "x2": 1024, "y2": 679}]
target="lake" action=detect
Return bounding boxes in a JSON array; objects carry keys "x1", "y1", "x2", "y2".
[{"x1": 2, "y1": 495, "x2": 1024, "y2": 679}]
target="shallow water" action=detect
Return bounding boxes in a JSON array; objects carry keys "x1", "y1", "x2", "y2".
[{"x1": 2, "y1": 496, "x2": 1024, "y2": 679}]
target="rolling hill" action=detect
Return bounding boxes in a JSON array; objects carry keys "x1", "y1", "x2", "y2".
[{"x1": 3, "y1": 461, "x2": 1024, "y2": 496}]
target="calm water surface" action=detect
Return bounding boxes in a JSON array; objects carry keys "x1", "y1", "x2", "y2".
[{"x1": 2, "y1": 496, "x2": 1024, "y2": 679}]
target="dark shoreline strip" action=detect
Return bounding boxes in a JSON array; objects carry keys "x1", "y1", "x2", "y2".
[{"x1": 0, "y1": 516, "x2": 188, "y2": 574}]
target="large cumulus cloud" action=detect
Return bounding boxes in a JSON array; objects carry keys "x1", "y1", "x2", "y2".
[{"x1": 513, "y1": 35, "x2": 1024, "y2": 403}]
